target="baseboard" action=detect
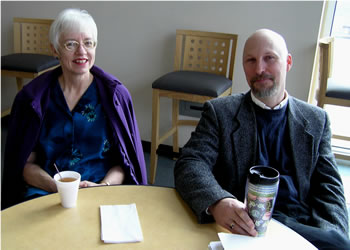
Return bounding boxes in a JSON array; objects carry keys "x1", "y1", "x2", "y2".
[{"x1": 142, "y1": 140, "x2": 181, "y2": 158}]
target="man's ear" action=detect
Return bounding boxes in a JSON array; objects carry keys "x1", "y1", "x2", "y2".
[{"x1": 286, "y1": 54, "x2": 293, "y2": 72}]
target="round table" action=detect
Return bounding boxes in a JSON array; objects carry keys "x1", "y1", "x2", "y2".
[{"x1": 2, "y1": 185, "x2": 220, "y2": 249}]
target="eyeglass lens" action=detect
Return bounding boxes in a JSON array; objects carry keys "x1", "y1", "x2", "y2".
[{"x1": 64, "y1": 40, "x2": 96, "y2": 51}]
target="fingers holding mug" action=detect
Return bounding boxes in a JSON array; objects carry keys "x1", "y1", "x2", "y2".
[
  {"x1": 227, "y1": 217, "x2": 256, "y2": 236},
  {"x1": 230, "y1": 199, "x2": 257, "y2": 236}
]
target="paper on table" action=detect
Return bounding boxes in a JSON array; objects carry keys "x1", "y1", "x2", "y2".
[
  {"x1": 100, "y1": 203, "x2": 143, "y2": 244},
  {"x1": 208, "y1": 241, "x2": 224, "y2": 250},
  {"x1": 218, "y1": 219, "x2": 317, "y2": 250}
]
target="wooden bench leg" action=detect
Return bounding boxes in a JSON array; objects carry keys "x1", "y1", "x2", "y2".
[
  {"x1": 16, "y1": 77, "x2": 24, "y2": 91},
  {"x1": 172, "y1": 99, "x2": 179, "y2": 159},
  {"x1": 1, "y1": 108, "x2": 11, "y2": 118},
  {"x1": 150, "y1": 89, "x2": 160, "y2": 184}
]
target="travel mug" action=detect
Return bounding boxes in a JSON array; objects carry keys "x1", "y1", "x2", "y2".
[{"x1": 244, "y1": 165, "x2": 280, "y2": 236}]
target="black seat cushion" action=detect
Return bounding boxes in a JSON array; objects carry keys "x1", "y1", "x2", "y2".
[
  {"x1": 326, "y1": 77, "x2": 350, "y2": 100},
  {"x1": 152, "y1": 71, "x2": 232, "y2": 97},
  {"x1": 1, "y1": 53, "x2": 59, "y2": 73}
]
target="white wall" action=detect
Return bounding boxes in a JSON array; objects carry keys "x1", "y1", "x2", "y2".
[{"x1": 1, "y1": 1, "x2": 323, "y2": 147}]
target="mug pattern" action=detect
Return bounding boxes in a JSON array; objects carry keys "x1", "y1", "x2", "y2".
[{"x1": 246, "y1": 182, "x2": 279, "y2": 236}]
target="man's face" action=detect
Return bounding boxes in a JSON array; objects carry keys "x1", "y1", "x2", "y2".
[{"x1": 242, "y1": 31, "x2": 292, "y2": 100}]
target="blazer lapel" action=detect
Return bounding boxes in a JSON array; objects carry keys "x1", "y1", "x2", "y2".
[
  {"x1": 231, "y1": 95, "x2": 257, "y2": 188},
  {"x1": 288, "y1": 98, "x2": 314, "y2": 199}
]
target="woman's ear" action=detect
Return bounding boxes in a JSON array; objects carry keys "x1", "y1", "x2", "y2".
[{"x1": 50, "y1": 44, "x2": 59, "y2": 59}]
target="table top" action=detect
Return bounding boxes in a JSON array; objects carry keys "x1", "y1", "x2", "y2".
[
  {"x1": 1, "y1": 185, "x2": 220, "y2": 250},
  {"x1": 2, "y1": 185, "x2": 314, "y2": 250}
]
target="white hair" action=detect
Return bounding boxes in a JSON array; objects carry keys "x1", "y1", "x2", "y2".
[{"x1": 49, "y1": 8, "x2": 98, "y2": 51}]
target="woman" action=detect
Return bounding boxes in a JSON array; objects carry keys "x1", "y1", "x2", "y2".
[{"x1": 2, "y1": 8, "x2": 147, "y2": 209}]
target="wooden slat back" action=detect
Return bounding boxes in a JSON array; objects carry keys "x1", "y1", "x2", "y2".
[
  {"x1": 174, "y1": 30, "x2": 238, "y2": 80},
  {"x1": 13, "y1": 17, "x2": 54, "y2": 55}
]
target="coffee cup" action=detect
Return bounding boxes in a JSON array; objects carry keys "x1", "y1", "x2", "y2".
[
  {"x1": 244, "y1": 165, "x2": 279, "y2": 236},
  {"x1": 54, "y1": 171, "x2": 81, "y2": 208}
]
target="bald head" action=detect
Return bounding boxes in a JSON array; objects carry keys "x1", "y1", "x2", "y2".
[
  {"x1": 242, "y1": 29, "x2": 292, "y2": 108},
  {"x1": 243, "y1": 29, "x2": 289, "y2": 61}
]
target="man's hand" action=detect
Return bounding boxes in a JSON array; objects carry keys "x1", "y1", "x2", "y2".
[{"x1": 209, "y1": 198, "x2": 257, "y2": 236}]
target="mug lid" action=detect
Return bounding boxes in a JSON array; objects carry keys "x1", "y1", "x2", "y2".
[{"x1": 248, "y1": 165, "x2": 279, "y2": 185}]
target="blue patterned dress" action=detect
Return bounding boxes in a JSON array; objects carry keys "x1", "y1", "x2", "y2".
[{"x1": 25, "y1": 79, "x2": 119, "y2": 197}]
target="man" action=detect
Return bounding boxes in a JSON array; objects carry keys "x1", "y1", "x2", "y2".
[{"x1": 174, "y1": 29, "x2": 349, "y2": 249}]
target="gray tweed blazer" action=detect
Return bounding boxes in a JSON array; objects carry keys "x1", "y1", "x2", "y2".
[{"x1": 174, "y1": 91, "x2": 348, "y2": 236}]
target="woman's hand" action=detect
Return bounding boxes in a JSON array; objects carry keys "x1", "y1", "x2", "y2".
[
  {"x1": 79, "y1": 180, "x2": 101, "y2": 188},
  {"x1": 80, "y1": 165, "x2": 125, "y2": 188},
  {"x1": 99, "y1": 165, "x2": 125, "y2": 185},
  {"x1": 209, "y1": 198, "x2": 257, "y2": 237}
]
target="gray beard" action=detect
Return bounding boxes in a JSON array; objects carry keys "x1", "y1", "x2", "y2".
[{"x1": 251, "y1": 81, "x2": 278, "y2": 98}]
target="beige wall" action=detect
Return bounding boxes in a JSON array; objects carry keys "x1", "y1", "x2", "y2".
[{"x1": 1, "y1": 1, "x2": 323, "y2": 146}]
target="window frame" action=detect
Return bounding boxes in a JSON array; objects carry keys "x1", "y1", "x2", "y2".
[{"x1": 307, "y1": 1, "x2": 336, "y2": 105}]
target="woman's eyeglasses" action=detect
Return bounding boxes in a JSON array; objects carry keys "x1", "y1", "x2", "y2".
[{"x1": 63, "y1": 40, "x2": 97, "y2": 51}]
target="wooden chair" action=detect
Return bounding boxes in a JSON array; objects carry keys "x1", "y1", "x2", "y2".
[
  {"x1": 317, "y1": 37, "x2": 350, "y2": 160},
  {"x1": 150, "y1": 30, "x2": 238, "y2": 184},
  {"x1": 1, "y1": 18, "x2": 60, "y2": 117}
]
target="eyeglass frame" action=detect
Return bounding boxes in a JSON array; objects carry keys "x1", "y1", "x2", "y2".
[{"x1": 61, "y1": 39, "x2": 97, "y2": 51}]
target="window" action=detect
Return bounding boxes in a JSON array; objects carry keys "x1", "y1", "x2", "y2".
[
  {"x1": 326, "y1": 1, "x2": 350, "y2": 160},
  {"x1": 330, "y1": 1, "x2": 350, "y2": 80},
  {"x1": 308, "y1": 1, "x2": 350, "y2": 161},
  {"x1": 331, "y1": 1, "x2": 350, "y2": 38}
]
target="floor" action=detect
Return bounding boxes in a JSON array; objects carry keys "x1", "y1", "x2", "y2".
[{"x1": 144, "y1": 152, "x2": 175, "y2": 188}]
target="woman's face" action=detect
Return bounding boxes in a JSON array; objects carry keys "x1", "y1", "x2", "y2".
[{"x1": 53, "y1": 31, "x2": 96, "y2": 77}]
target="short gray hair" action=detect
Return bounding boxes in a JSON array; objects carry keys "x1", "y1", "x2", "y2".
[{"x1": 49, "y1": 8, "x2": 98, "y2": 51}]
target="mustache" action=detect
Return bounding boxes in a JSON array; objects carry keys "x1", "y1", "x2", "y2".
[{"x1": 251, "y1": 73, "x2": 274, "y2": 84}]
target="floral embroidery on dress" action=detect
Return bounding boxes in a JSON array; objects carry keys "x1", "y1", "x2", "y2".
[
  {"x1": 81, "y1": 104, "x2": 97, "y2": 122},
  {"x1": 70, "y1": 148, "x2": 83, "y2": 166},
  {"x1": 103, "y1": 139, "x2": 111, "y2": 152}
]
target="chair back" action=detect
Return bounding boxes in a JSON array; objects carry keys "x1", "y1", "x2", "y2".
[
  {"x1": 13, "y1": 18, "x2": 54, "y2": 56},
  {"x1": 174, "y1": 30, "x2": 238, "y2": 81},
  {"x1": 317, "y1": 37, "x2": 334, "y2": 103}
]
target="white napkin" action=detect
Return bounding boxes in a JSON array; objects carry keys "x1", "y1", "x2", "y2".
[
  {"x1": 100, "y1": 204, "x2": 143, "y2": 243},
  {"x1": 218, "y1": 219, "x2": 317, "y2": 250}
]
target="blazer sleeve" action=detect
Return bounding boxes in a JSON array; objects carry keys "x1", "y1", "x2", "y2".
[
  {"x1": 309, "y1": 111, "x2": 349, "y2": 237},
  {"x1": 174, "y1": 101, "x2": 234, "y2": 223}
]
